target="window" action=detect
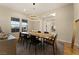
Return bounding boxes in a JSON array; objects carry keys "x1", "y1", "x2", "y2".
[
  {"x1": 11, "y1": 17, "x2": 20, "y2": 32},
  {"x1": 22, "y1": 19, "x2": 28, "y2": 32}
]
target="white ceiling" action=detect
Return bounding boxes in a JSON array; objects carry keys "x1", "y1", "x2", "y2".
[{"x1": 0, "y1": 3, "x2": 71, "y2": 17}]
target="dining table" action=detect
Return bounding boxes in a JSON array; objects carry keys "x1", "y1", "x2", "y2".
[
  {"x1": 21, "y1": 31, "x2": 55, "y2": 40},
  {"x1": 29, "y1": 31, "x2": 55, "y2": 39}
]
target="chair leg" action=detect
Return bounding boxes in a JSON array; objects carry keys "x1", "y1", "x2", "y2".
[
  {"x1": 20, "y1": 38, "x2": 23, "y2": 44},
  {"x1": 18, "y1": 38, "x2": 22, "y2": 43},
  {"x1": 35, "y1": 46, "x2": 36, "y2": 55},
  {"x1": 22, "y1": 39, "x2": 24, "y2": 45},
  {"x1": 28, "y1": 43, "x2": 31, "y2": 54},
  {"x1": 53, "y1": 42, "x2": 57, "y2": 54},
  {"x1": 53, "y1": 43, "x2": 55, "y2": 55},
  {"x1": 25, "y1": 40, "x2": 28, "y2": 48},
  {"x1": 55, "y1": 42, "x2": 57, "y2": 53}
]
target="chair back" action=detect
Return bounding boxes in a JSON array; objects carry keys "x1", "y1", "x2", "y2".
[
  {"x1": 0, "y1": 26, "x2": 2, "y2": 33},
  {"x1": 38, "y1": 31, "x2": 41, "y2": 33},
  {"x1": 30, "y1": 35, "x2": 36, "y2": 41},
  {"x1": 44, "y1": 31, "x2": 49, "y2": 34},
  {"x1": 30, "y1": 35, "x2": 40, "y2": 43},
  {"x1": 53, "y1": 34, "x2": 58, "y2": 43},
  {"x1": 19, "y1": 32, "x2": 24, "y2": 38},
  {"x1": 19, "y1": 32, "x2": 21, "y2": 38}
]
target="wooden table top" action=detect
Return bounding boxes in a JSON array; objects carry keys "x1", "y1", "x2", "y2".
[{"x1": 29, "y1": 31, "x2": 55, "y2": 39}]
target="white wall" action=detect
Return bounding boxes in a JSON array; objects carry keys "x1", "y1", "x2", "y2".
[
  {"x1": 0, "y1": 6, "x2": 29, "y2": 39},
  {"x1": 74, "y1": 3, "x2": 79, "y2": 20},
  {"x1": 55, "y1": 4, "x2": 74, "y2": 43}
]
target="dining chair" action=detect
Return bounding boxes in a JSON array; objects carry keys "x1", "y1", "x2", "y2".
[
  {"x1": 44, "y1": 34, "x2": 58, "y2": 54},
  {"x1": 18, "y1": 32, "x2": 25, "y2": 45},
  {"x1": 44, "y1": 31, "x2": 49, "y2": 34},
  {"x1": 29, "y1": 35, "x2": 42, "y2": 54},
  {"x1": 51, "y1": 34, "x2": 58, "y2": 54},
  {"x1": 18, "y1": 32, "x2": 22, "y2": 42},
  {"x1": 52, "y1": 34, "x2": 57, "y2": 50},
  {"x1": 23, "y1": 34, "x2": 30, "y2": 48},
  {"x1": 38, "y1": 31, "x2": 41, "y2": 33}
]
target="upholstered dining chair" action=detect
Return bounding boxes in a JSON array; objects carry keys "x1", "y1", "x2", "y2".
[
  {"x1": 18, "y1": 32, "x2": 23, "y2": 42},
  {"x1": 29, "y1": 35, "x2": 42, "y2": 54},
  {"x1": 38, "y1": 31, "x2": 41, "y2": 33},
  {"x1": 18, "y1": 32, "x2": 30, "y2": 47},
  {"x1": 44, "y1": 34, "x2": 58, "y2": 54},
  {"x1": 44, "y1": 31, "x2": 49, "y2": 34}
]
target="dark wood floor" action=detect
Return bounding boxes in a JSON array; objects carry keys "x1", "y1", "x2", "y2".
[
  {"x1": 16, "y1": 41, "x2": 64, "y2": 55},
  {"x1": 0, "y1": 39, "x2": 64, "y2": 55}
]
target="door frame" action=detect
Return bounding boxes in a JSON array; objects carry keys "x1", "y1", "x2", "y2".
[{"x1": 71, "y1": 19, "x2": 79, "y2": 49}]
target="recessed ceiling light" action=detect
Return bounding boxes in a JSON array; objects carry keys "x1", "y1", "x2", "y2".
[
  {"x1": 33, "y1": 3, "x2": 35, "y2": 5},
  {"x1": 24, "y1": 9, "x2": 26, "y2": 12},
  {"x1": 50, "y1": 13, "x2": 56, "y2": 16}
]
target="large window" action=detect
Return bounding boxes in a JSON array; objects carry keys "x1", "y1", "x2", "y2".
[
  {"x1": 11, "y1": 17, "x2": 20, "y2": 32},
  {"x1": 22, "y1": 19, "x2": 28, "y2": 32}
]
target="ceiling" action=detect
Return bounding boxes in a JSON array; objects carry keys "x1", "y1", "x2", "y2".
[{"x1": 0, "y1": 3, "x2": 71, "y2": 18}]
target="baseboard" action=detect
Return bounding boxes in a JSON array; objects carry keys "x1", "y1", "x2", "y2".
[
  {"x1": 57, "y1": 39, "x2": 79, "y2": 47},
  {"x1": 57, "y1": 39, "x2": 71, "y2": 43}
]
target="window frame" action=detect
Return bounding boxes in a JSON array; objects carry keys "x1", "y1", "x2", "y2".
[
  {"x1": 11, "y1": 17, "x2": 20, "y2": 32},
  {"x1": 21, "y1": 19, "x2": 28, "y2": 32}
]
